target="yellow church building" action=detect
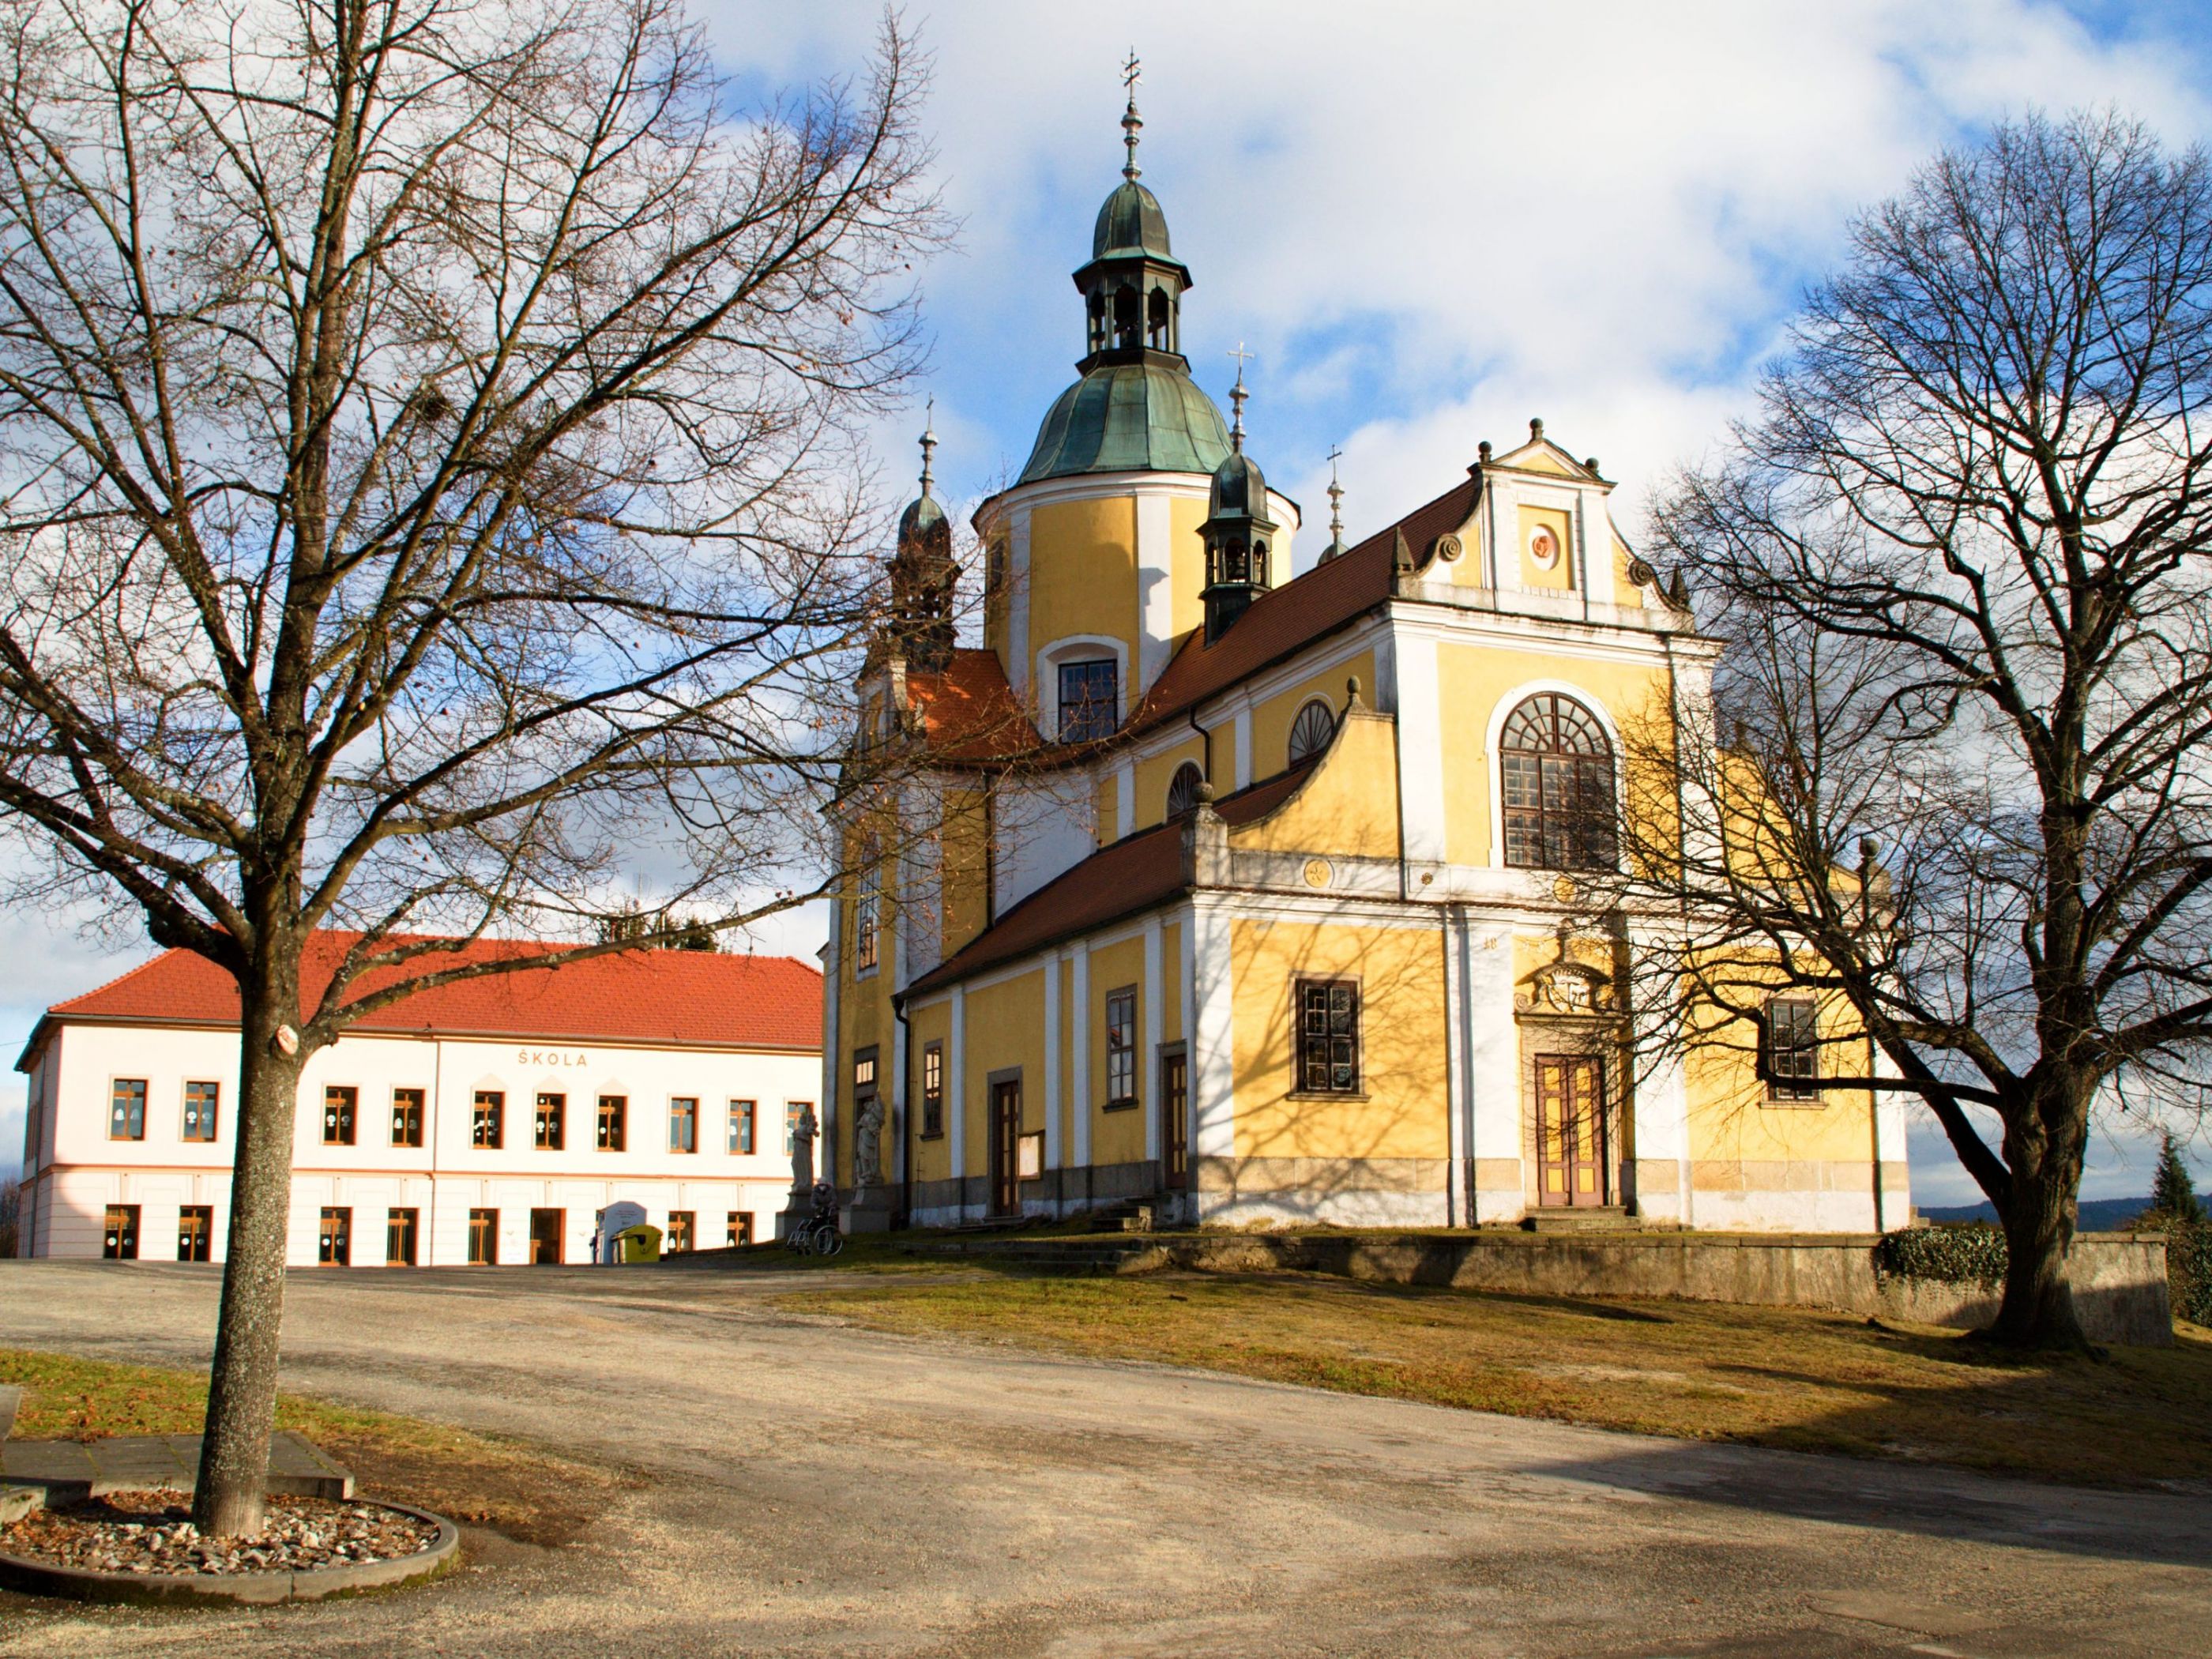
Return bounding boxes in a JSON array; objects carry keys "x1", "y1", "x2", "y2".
[{"x1": 817, "y1": 92, "x2": 1910, "y2": 1236}]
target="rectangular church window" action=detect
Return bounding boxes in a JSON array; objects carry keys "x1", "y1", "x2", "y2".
[
  {"x1": 1296, "y1": 980, "x2": 1361, "y2": 1095},
  {"x1": 921, "y1": 1042, "x2": 944, "y2": 1138},
  {"x1": 1104, "y1": 988, "x2": 1138, "y2": 1108},
  {"x1": 1058, "y1": 660, "x2": 1118, "y2": 743},
  {"x1": 1765, "y1": 998, "x2": 1821, "y2": 1101}
]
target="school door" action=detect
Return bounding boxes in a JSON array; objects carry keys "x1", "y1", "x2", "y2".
[
  {"x1": 529, "y1": 1208, "x2": 565, "y2": 1265},
  {"x1": 1534, "y1": 1055, "x2": 1608, "y2": 1207},
  {"x1": 989, "y1": 1081, "x2": 1021, "y2": 1217},
  {"x1": 1161, "y1": 1049, "x2": 1189, "y2": 1190}
]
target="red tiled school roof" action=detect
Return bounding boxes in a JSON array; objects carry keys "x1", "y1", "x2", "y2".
[
  {"x1": 23, "y1": 933, "x2": 822, "y2": 1065},
  {"x1": 903, "y1": 757, "x2": 1319, "y2": 996}
]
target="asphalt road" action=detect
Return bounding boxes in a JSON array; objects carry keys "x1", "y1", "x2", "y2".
[{"x1": 2, "y1": 1258, "x2": 2208, "y2": 1657}]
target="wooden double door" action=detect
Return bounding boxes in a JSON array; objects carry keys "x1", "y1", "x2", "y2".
[{"x1": 1534, "y1": 1055, "x2": 1609, "y2": 1207}]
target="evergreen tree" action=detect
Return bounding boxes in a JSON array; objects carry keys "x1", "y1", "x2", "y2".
[{"x1": 2151, "y1": 1131, "x2": 2206, "y2": 1225}]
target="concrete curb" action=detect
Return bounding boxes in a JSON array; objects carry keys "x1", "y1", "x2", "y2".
[{"x1": 0, "y1": 1500, "x2": 460, "y2": 1606}]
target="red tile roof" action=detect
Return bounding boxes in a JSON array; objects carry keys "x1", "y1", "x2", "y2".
[
  {"x1": 1127, "y1": 474, "x2": 1480, "y2": 736},
  {"x1": 907, "y1": 649, "x2": 1040, "y2": 761},
  {"x1": 903, "y1": 758, "x2": 1319, "y2": 996},
  {"x1": 22, "y1": 934, "x2": 822, "y2": 1065}
]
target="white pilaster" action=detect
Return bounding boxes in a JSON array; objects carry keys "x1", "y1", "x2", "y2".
[
  {"x1": 1190, "y1": 901, "x2": 1236, "y2": 1163},
  {"x1": 1394, "y1": 629, "x2": 1448, "y2": 869},
  {"x1": 1442, "y1": 907, "x2": 1468, "y2": 1228},
  {"x1": 1232, "y1": 706, "x2": 1253, "y2": 789},
  {"x1": 1580, "y1": 487, "x2": 1617, "y2": 607},
  {"x1": 1142, "y1": 916, "x2": 1164, "y2": 1164},
  {"x1": 1625, "y1": 922, "x2": 1693, "y2": 1228},
  {"x1": 1136, "y1": 490, "x2": 1176, "y2": 693},
  {"x1": 1114, "y1": 761, "x2": 1134, "y2": 841},
  {"x1": 1070, "y1": 947, "x2": 1092, "y2": 1169},
  {"x1": 1462, "y1": 920, "x2": 1523, "y2": 1223}
]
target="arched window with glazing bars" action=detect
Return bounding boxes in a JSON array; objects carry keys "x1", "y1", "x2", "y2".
[{"x1": 1499, "y1": 694, "x2": 1617, "y2": 871}]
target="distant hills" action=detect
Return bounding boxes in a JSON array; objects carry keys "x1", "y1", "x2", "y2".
[{"x1": 1919, "y1": 1194, "x2": 2210, "y2": 1230}]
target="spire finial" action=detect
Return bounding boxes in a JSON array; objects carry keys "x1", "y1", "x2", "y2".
[
  {"x1": 917, "y1": 395, "x2": 937, "y2": 495},
  {"x1": 1226, "y1": 342, "x2": 1252, "y2": 450},
  {"x1": 1326, "y1": 444, "x2": 1345, "y2": 544},
  {"x1": 1120, "y1": 51, "x2": 1143, "y2": 182}
]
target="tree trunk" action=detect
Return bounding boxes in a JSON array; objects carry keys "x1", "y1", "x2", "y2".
[
  {"x1": 1989, "y1": 1079, "x2": 2092, "y2": 1350},
  {"x1": 193, "y1": 950, "x2": 305, "y2": 1537}
]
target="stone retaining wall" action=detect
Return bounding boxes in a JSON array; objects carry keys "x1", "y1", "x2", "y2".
[{"x1": 1142, "y1": 1230, "x2": 2173, "y2": 1346}]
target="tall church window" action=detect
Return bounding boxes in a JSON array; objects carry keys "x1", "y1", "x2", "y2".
[
  {"x1": 853, "y1": 837, "x2": 881, "y2": 973},
  {"x1": 1104, "y1": 988, "x2": 1138, "y2": 1108},
  {"x1": 1166, "y1": 762, "x2": 1204, "y2": 818},
  {"x1": 1059, "y1": 660, "x2": 1118, "y2": 743},
  {"x1": 1287, "y1": 699, "x2": 1336, "y2": 766},
  {"x1": 1764, "y1": 998, "x2": 1822, "y2": 1102},
  {"x1": 1499, "y1": 694, "x2": 1617, "y2": 871},
  {"x1": 1296, "y1": 980, "x2": 1362, "y2": 1094}
]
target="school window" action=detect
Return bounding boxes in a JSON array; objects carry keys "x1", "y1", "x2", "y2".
[
  {"x1": 784, "y1": 1101, "x2": 812, "y2": 1155},
  {"x1": 669, "y1": 1097, "x2": 698, "y2": 1153},
  {"x1": 176, "y1": 1206, "x2": 212, "y2": 1262},
  {"x1": 181, "y1": 1081, "x2": 220, "y2": 1142},
  {"x1": 536, "y1": 1092, "x2": 565, "y2": 1150},
  {"x1": 1766, "y1": 998, "x2": 1822, "y2": 1101},
  {"x1": 318, "y1": 1206, "x2": 352, "y2": 1266},
  {"x1": 103, "y1": 1204, "x2": 140, "y2": 1259},
  {"x1": 727, "y1": 1211, "x2": 753, "y2": 1248},
  {"x1": 390, "y1": 1087, "x2": 424, "y2": 1148},
  {"x1": 472, "y1": 1090, "x2": 504, "y2": 1149},
  {"x1": 729, "y1": 1100, "x2": 756, "y2": 1155},
  {"x1": 386, "y1": 1207, "x2": 419, "y2": 1266},
  {"x1": 322, "y1": 1085, "x2": 358, "y2": 1146},
  {"x1": 468, "y1": 1208, "x2": 498, "y2": 1265},
  {"x1": 921, "y1": 1042, "x2": 945, "y2": 1138},
  {"x1": 1058, "y1": 659, "x2": 1119, "y2": 743},
  {"x1": 110, "y1": 1079, "x2": 147, "y2": 1141},
  {"x1": 665, "y1": 1211, "x2": 694, "y2": 1253},
  {"x1": 1296, "y1": 980, "x2": 1362, "y2": 1095},
  {"x1": 1104, "y1": 988, "x2": 1138, "y2": 1108},
  {"x1": 596, "y1": 1094, "x2": 626, "y2": 1151}
]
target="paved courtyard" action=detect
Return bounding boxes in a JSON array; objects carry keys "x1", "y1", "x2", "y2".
[{"x1": 1, "y1": 1258, "x2": 2206, "y2": 1656}]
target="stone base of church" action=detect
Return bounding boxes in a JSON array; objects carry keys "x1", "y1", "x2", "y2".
[
  {"x1": 903, "y1": 1159, "x2": 1163, "y2": 1228},
  {"x1": 1192, "y1": 1156, "x2": 1450, "y2": 1229}
]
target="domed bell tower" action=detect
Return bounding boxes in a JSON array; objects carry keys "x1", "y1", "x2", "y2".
[
  {"x1": 885, "y1": 409, "x2": 957, "y2": 673},
  {"x1": 1076, "y1": 58, "x2": 1190, "y2": 370},
  {"x1": 1200, "y1": 360, "x2": 1276, "y2": 644}
]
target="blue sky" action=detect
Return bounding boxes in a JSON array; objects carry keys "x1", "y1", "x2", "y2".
[{"x1": 6, "y1": 0, "x2": 2212, "y2": 1206}]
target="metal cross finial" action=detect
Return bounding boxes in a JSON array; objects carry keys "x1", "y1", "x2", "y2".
[
  {"x1": 1226, "y1": 343, "x2": 1252, "y2": 448},
  {"x1": 1326, "y1": 444, "x2": 1345, "y2": 540},
  {"x1": 1120, "y1": 51, "x2": 1143, "y2": 181},
  {"x1": 918, "y1": 396, "x2": 937, "y2": 495}
]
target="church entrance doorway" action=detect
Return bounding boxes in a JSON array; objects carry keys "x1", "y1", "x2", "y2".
[
  {"x1": 1533, "y1": 1055, "x2": 1608, "y2": 1206},
  {"x1": 1161, "y1": 1047, "x2": 1188, "y2": 1190},
  {"x1": 989, "y1": 1080, "x2": 1021, "y2": 1217}
]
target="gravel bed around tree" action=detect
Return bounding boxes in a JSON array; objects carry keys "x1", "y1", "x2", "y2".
[{"x1": 1, "y1": 1489, "x2": 440, "y2": 1577}]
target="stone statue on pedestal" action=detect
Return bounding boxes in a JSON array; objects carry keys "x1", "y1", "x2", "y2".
[
  {"x1": 789, "y1": 1103, "x2": 818, "y2": 1194},
  {"x1": 853, "y1": 1095, "x2": 886, "y2": 1189}
]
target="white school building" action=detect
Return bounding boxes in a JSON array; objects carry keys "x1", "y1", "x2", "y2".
[{"x1": 13, "y1": 937, "x2": 822, "y2": 1267}]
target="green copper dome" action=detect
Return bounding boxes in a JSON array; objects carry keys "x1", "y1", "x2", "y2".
[
  {"x1": 1093, "y1": 180, "x2": 1175, "y2": 263},
  {"x1": 1019, "y1": 360, "x2": 1233, "y2": 484}
]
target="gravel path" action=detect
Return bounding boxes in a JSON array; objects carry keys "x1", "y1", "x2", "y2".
[{"x1": 2, "y1": 1258, "x2": 2206, "y2": 1656}]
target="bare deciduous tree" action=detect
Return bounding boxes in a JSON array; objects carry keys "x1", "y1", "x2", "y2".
[
  {"x1": 0, "y1": 0, "x2": 946, "y2": 1530},
  {"x1": 1621, "y1": 111, "x2": 2212, "y2": 1349}
]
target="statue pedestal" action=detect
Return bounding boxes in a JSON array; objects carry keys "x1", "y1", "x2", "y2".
[
  {"x1": 776, "y1": 1191, "x2": 811, "y2": 1240},
  {"x1": 842, "y1": 1187, "x2": 891, "y2": 1233}
]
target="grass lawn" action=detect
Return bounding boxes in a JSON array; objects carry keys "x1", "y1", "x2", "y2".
[
  {"x1": 0, "y1": 1348, "x2": 609, "y2": 1544},
  {"x1": 781, "y1": 1269, "x2": 2212, "y2": 1488}
]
